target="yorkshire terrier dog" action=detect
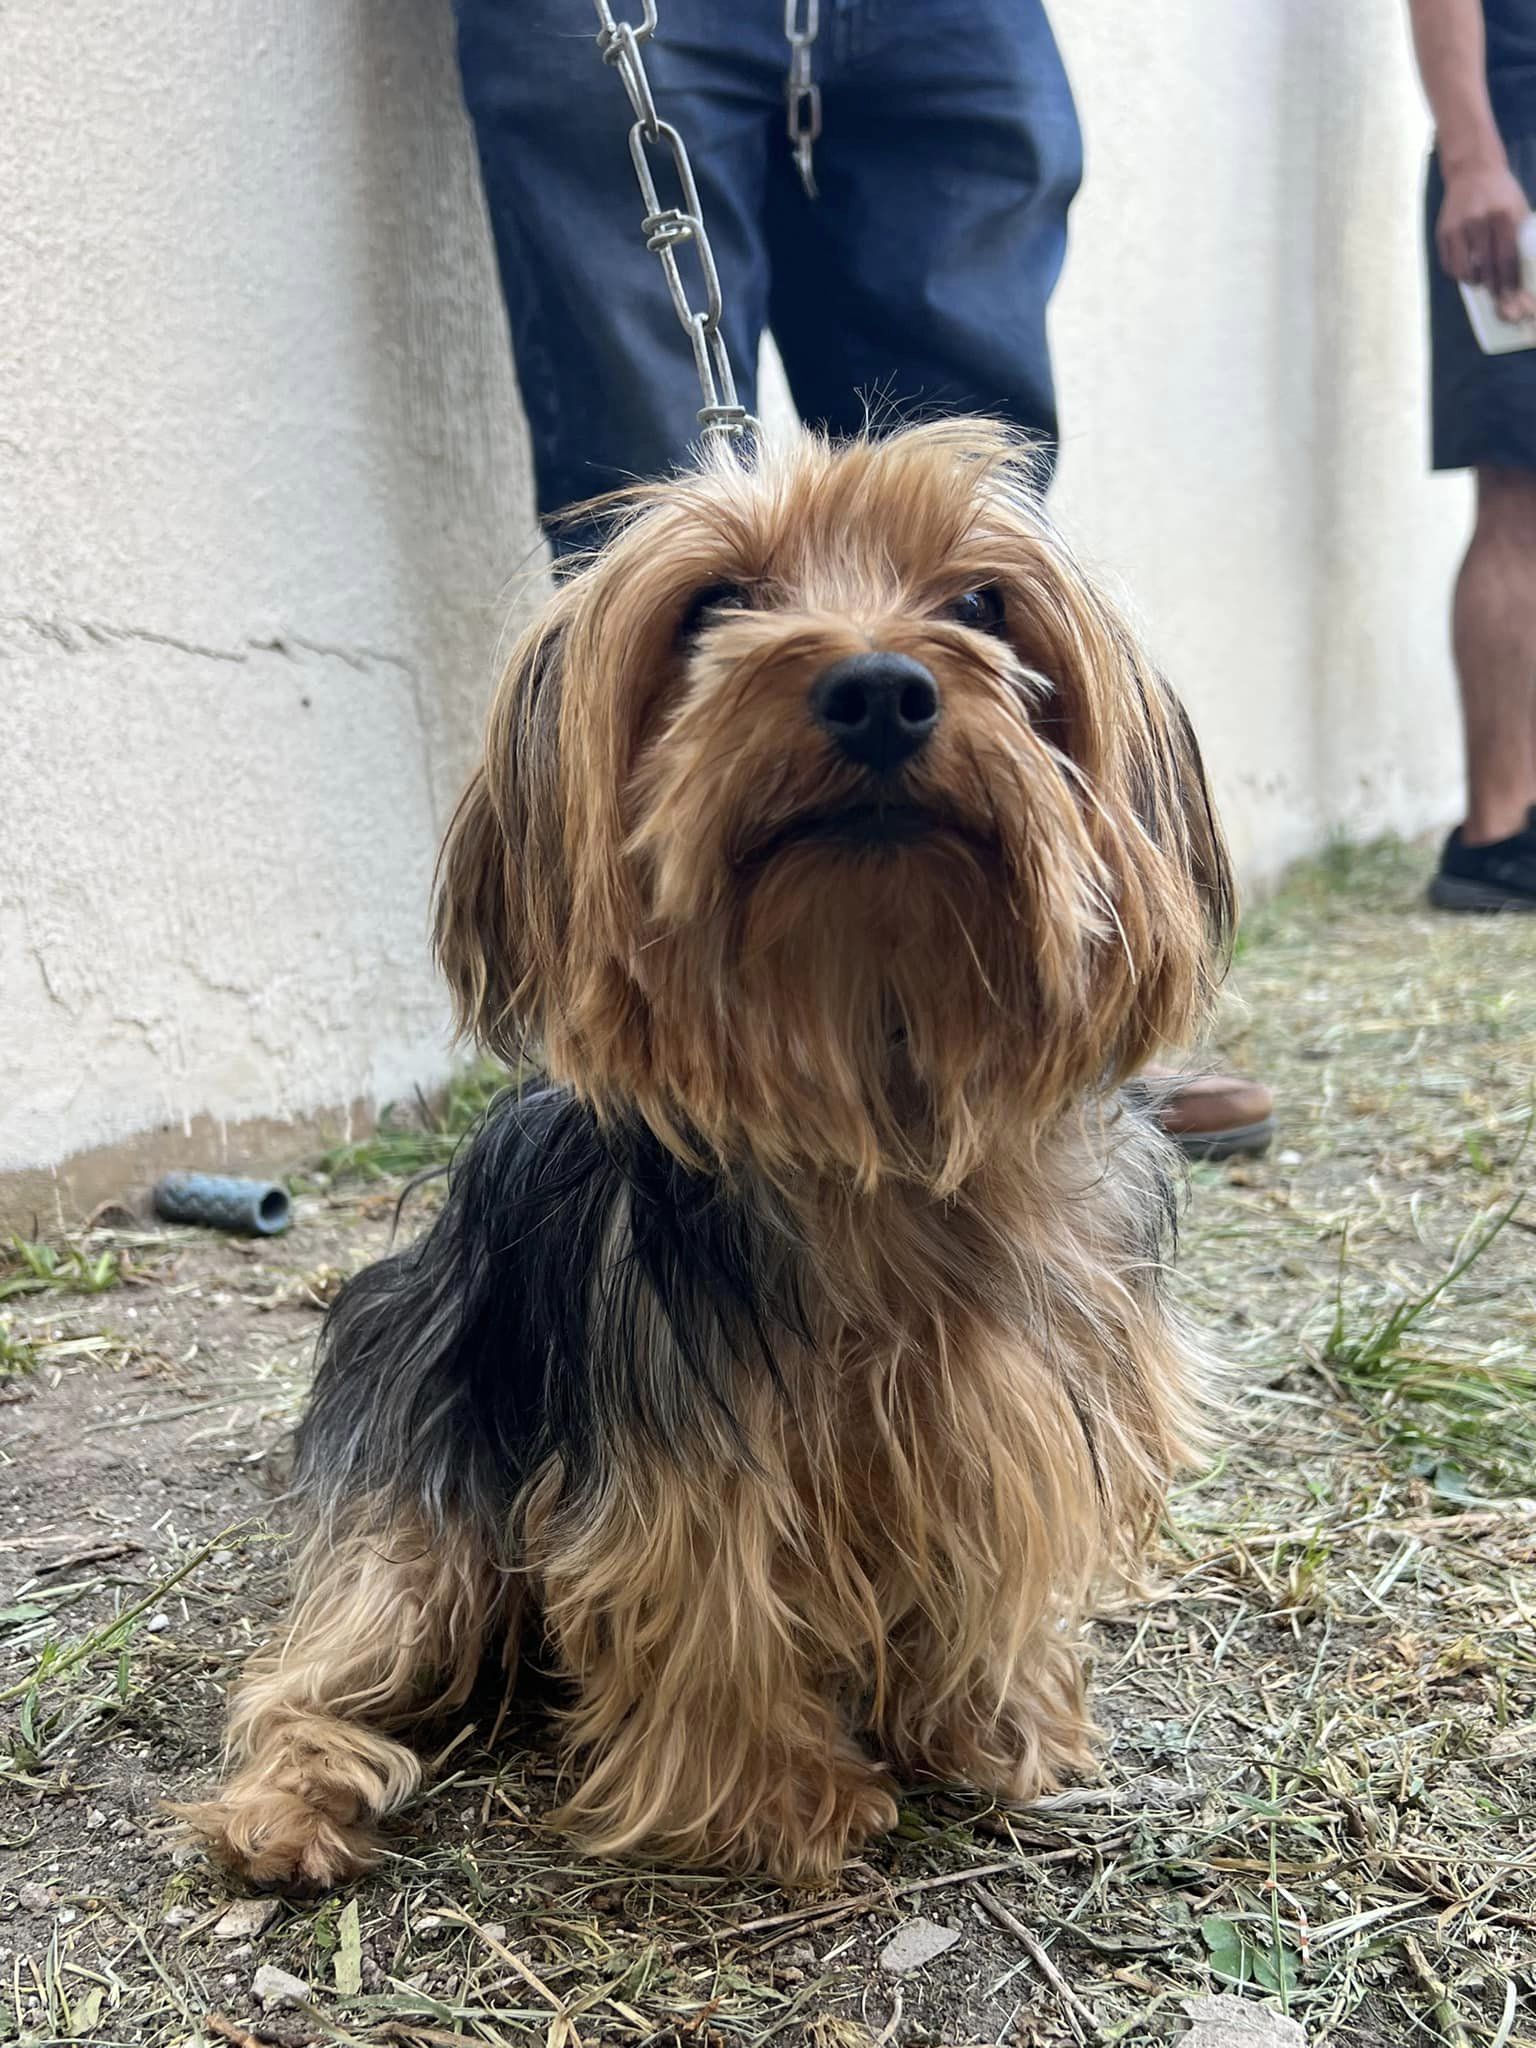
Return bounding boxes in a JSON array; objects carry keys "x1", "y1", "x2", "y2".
[{"x1": 183, "y1": 420, "x2": 1231, "y2": 1889}]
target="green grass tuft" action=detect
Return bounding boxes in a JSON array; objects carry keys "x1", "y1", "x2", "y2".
[
  {"x1": 0, "y1": 1314, "x2": 38, "y2": 1377},
  {"x1": 1324, "y1": 1192, "x2": 1536, "y2": 1496},
  {"x1": 0, "y1": 1236, "x2": 123, "y2": 1302},
  {"x1": 314, "y1": 1063, "x2": 520, "y2": 1183}
]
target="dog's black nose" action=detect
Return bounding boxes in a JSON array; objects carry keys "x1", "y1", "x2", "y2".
[{"x1": 809, "y1": 653, "x2": 940, "y2": 773}]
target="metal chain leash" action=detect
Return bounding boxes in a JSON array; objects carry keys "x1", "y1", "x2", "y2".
[
  {"x1": 590, "y1": 1, "x2": 823, "y2": 449},
  {"x1": 591, "y1": 0, "x2": 755, "y2": 449},
  {"x1": 784, "y1": 0, "x2": 821, "y2": 199}
]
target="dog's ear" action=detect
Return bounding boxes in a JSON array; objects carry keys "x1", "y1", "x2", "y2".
[
  {"x1": 1127, "y1": 660, "x2": 1235, "y2": 966},
  {"x1": 1097, "y1": 648, "x2": 1237, "y2": 1074},
  {"x1": 434, "y1": 765, "x2": 527, "y2": 1059},
  {"x1": 434, "y1": 622, "x2": 567, "y2": 1062},
  {"x1": 1156, "y1": 685, "x2": 1233, "y2": 962}
]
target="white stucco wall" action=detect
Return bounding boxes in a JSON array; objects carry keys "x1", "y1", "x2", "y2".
[
  {"x1": 1049, "y1": 3, "x2": 1468, "y2": 881},
  {"x1": 1, "y1": 0, "x2": 1467, "y2": 1207}
]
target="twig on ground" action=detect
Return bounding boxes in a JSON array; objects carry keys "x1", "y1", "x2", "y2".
[{"x1": 972, "y1": 1885, "x2": 1097, "y2": 2042}]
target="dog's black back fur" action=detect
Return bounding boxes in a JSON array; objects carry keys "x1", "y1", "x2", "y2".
[{"x1": 292, "y1": 1087, "x2": 801, "y2": 1543}]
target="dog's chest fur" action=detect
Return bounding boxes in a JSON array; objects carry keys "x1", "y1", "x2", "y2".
[{"x1": 297, "y1": 1084, "x2": 1188, "y2": 1705}]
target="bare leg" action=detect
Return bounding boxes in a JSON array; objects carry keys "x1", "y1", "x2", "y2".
[
  {"x1": 177, "y1": 1514, "x2": 504, "y2": 1886},
  {"x1": 1454, "y1": 466, "x2": 1536, "y2": 844}
]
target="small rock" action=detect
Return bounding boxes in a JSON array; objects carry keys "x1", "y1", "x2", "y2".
[
  {"x1": 84, "y1": 1809, "x2": 107, "y2": 1831},
  {"x1": 162, "y1": 1905, "x2": 199, "y2": 1929},
  {"x1": 58, "y1": 1908, "x2": 77, "y2": 1926},
  {"x1": 1490, "y1": 1722, "x2": 1536, "y2": 1759},
  {"x1": 18, "y1": 1883, "x2": 55, "y2": 1912},
  {"x1": 879, "y1": 1917, "x2": 961, "y2": 1975},
  {"x1": 482, "y1": 1922, "x2": 507, "y2": 1944},
  {"x1": 1276, "y1": 1149, "x2": 1302, "y2": 1167},
  {"x1": 146, "y1": 1612, "x2": 170, "y2": 1633},
  {"x1": 213, "y1": 1898, "x2": 280, "y2": 1941},
  {"x1": 1181, "y1": 1994, "x2": 1308, "y2": 2047},
  {"x1": 109, "y1": 1817, "x2": 133, "y2": 1837},
  {"x1": 253, "y1": 1962, "x2": 311, "y2": 2009}
]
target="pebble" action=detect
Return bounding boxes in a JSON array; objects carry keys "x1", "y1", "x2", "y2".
[
  {"x1": 213, "y1": 1898, "x2": 280, "y2": 1940},
  {"x1": 1180, "y1": 1994, "x2": 1308, "y2": 2046},
  {"x1": 163, "y1": 1905, "x2": 199, "y2": 1929},
  {"x1": 1276, "y1": 1148, "x2": 1303, "y2": 1167},
  {"x1": 146, "y1": 1613, "x2": 170, "y2": 1633},
  {"x1": 18, "y1": 1884, "x2": 55, "y2": 1911},
  {"x1": 253, "y1": 1962, "x2": 312, "y2": 2009},
  {"x1": 879, "y1": 1917, "x2": 961, "y2": 1975},
  {"x1": 84, "y1": 1809, "x2": 107, "y2": 1831}
]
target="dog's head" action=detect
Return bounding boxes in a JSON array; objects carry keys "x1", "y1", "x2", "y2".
[{"x1": 437, "y1": 422, "x2": 1231, "y2": 1189}]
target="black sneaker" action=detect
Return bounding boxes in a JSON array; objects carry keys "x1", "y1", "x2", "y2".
[{"x1": 1428, "y1": 808, "x2": 1536, "y2": 911}]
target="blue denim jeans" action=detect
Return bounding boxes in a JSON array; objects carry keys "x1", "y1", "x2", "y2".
[{"x1": 454, "y1": 0, "x2": 1082, "y2": 545}]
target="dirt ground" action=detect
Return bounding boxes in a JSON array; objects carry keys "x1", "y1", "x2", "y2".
[{"x1": 2, "y1": 841, "x2": 1534, "y2": 2048}]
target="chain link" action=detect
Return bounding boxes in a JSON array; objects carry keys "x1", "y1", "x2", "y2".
[
  {"x1": 591, "y1": 0, "x2": 754, "y2": 449},
  {"x1": 784, "y1": 0, "x2": 821, "y2": 199}
]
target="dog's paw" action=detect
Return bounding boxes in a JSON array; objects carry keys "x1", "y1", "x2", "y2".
[
  {"x1": 170, "y1": 1786, "x2": 382, "y2": 1889},
  {"x1": 743, "y1": 1756, "x2": 900, "y2": 1887},
  {"x1": 909, "y1": 1703, "x2": 1097, "y2": 1807},
  {"x1": 169, "y1": 1785, "x2": 378, "y2": 1890},
  {"x1": 171, "y1": 1715, "x2": 422, "y2": 1887}
]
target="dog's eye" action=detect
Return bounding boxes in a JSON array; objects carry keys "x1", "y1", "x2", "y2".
[
  {"x1": 678, "y1": 583, "x2": 750, "y2": 640},
  {"x1": 946, "y1": 587, "x2": 1007, "y2": 637}
]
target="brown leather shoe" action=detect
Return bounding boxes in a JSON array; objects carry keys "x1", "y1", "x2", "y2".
[{"x1": 1146, "y1": 1067, "x2": 1276, "y2": 1161}]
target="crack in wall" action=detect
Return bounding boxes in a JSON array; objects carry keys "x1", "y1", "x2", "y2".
[
  {"x1": 0, "y1": 611, "x2": 420, "y2": 682},
  {"x1": 3, "y1": 608, "x2": 443, "y2": 821}
]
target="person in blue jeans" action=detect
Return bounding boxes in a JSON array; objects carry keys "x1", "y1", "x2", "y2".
[
  {"x1": 455, "y1": 0, "x2": 1081, "y2": 540},
  {"x1": 452, "y1": 0, "x2": 1276, "y2": 1157}
]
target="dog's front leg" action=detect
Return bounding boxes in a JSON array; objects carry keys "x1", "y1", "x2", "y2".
[
  {"x1": 533, "y1": 1476, "x2": 898, "y2": 1884},
  {"x1": 177, "y1": 1511, "x2": 504, "y2": 1887}
]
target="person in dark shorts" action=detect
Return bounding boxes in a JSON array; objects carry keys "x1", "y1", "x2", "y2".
[
  {"x1": 1411, "y1": 0, "x2": 1536, "y2": 909},
  {"x1": 452, "y1": 0, "x2": 1276, "y2": 1153}
]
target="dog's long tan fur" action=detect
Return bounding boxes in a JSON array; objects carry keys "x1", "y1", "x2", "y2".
[{"x1": 182, "y1": 421, "x2": 1229, "y2": 1888}]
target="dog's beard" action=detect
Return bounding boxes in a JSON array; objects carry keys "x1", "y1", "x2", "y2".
[
  {"x1": 618, "y1": 643, "x2": 1148, "y2": 1191},
  {"x1": 621, "y1": 835, "x2": 1102, "y2": 1192}
]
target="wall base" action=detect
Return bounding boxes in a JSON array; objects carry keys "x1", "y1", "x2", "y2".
[{"x1": 0, "y1": 1102, "x2": 374, "y2": 1236}]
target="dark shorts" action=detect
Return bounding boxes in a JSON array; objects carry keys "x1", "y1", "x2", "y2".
[{"x1": 1427, "y1": 131, "x2": 1536, "y2": 471}]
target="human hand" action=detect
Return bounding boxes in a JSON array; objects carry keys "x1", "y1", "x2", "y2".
[{"x1": 1437, "y1": 159, "x2": 1534, "y2": 317}]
